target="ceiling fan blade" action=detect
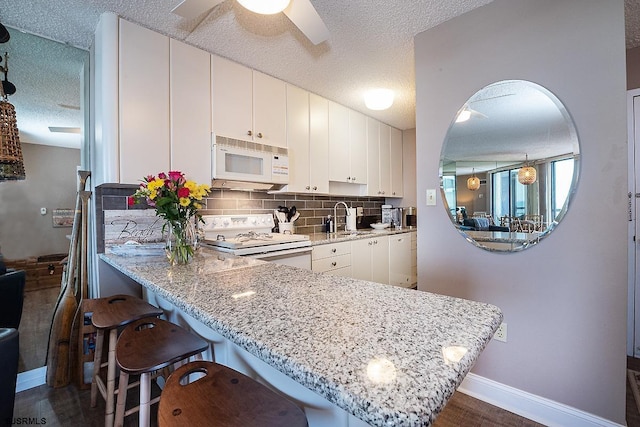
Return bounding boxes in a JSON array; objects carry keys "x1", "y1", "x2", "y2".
[
  {"x1": 283, "y1": 0, "x2": 329, "y2": 45},
  {"x1": 171, "y1": 0, "x2": 225, "y2": 19}
]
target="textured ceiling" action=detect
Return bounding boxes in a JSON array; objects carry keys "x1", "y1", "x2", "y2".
[{"x1": 0, "y1": 0, "x2": 637, "y2": 150}]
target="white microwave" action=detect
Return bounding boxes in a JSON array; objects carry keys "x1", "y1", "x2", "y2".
[{"x1": 211, "y1": 135, "x2": 289, "y2": 190}]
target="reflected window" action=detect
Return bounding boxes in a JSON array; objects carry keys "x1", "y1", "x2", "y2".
[
  {"x1": 551, "y1": 158, "x2": 574, "y2": 220},
  {"x1": 492, "y1": 169, "x2": 531, "y2": 220}
]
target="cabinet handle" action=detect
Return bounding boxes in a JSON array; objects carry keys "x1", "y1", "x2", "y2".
[
  {"x1": 247, "y1": 130, "x2": 252, "y2": 136},
  {"x1": 382, "y1": 191, "x2": 385, "y2": 195},
  {"x1": 313, "y1": 186, "x2": 317, "y2": 190},
  {"x1": 352, "y1": 176, "x2": 356, "y2": 181},
  {"x1": 257, "y1": 132, "x2": 263, "y2": 138},
  {"x1": 368, "y1": 242, "x2": 372, "y2": 246},
  {"x1": 374, "y1": 240, "x2": 378, "y2": 244},
  {"x1": 331, "y1": 248, "x2": 337, "y2": 253},
  {"x1": 306, "y1": 186, "x2": 310, "y2": 190},
  {"x1": 331, "y1": 261, "x2": 337, "y2": 267},
  {"x1": 393, "y1": 192, "x2": 396, "y2": 195},
  {"x1": 347, "y1": 176, "x2": 351, "y2": 181}
]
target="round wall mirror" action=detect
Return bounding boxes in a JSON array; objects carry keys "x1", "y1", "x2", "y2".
[{"x1": 439, "y1": 80, "x2": 580, "y2": 252}]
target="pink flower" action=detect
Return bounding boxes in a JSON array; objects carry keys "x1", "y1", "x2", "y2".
[
  {"x1": 127, "y1": 196, "x2": 134, "y2": 206},
  {"x1": 168, "y1": 171, "x2": 183, "y2": 182},
  {"x1": 158, "y1": 172, "x2": 167, "y2": 179}
]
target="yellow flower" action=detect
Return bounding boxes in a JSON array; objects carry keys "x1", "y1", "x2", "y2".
[
  {"x1": 179, "y1": 197, "x2": 191, "y2": 207},
  {"x1": 149, "y1": 189, "x2": 157, "y2": 200},
  {"x1": 185, "y1": 180, "x2": 197, "y2": 191},
  {"x1": 194, "y1": 203, "x2": 202, "y2": 209}
]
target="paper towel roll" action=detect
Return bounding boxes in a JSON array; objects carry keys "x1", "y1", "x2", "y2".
[{"x1": 346, "y1": 208, "x2": 357, "y2": 231}]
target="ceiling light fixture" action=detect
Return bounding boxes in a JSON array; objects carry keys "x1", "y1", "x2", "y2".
[
  {"x1": 455, "y1": 108, "x2": 471, "y2": 123},
  {"x1": 466, "y1": 168, "x2": 480, "y2": 191},
  {"x1": 237, "y1": 0, "x2": 291, "y2": 15},
  {"x1": 518, "y1": 155, "x2": 537, "y2": 185},
  {"x1": 364, "y1": 88, "x2": 394, "y2": 111}
]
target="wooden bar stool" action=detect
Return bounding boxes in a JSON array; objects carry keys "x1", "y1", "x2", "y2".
[
  {"x1": 158, "y1": 360, "x2": 308, "y2": 427},
  {"x1": 115, "y1": 317, "x2": 208, "y2": 427},
  {"x1": 90, "y1": 294, "x2": 164, "y2": 426}
]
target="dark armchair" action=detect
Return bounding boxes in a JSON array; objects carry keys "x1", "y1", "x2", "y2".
[
  {"x1": 0, "y1": 328, "x2": 19, "y2": 425},
  {"x1": 461, "y1": 218, "x2": 510, "y2": 232},
  {"x1": 0, "y1": 269, "x2": 25, "y2": 329}
]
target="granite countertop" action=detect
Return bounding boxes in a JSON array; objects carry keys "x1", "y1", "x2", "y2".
[
  {"x1": 100, "y1": 247, "x2": 501, "y2": 427},
  {"x1": 307, "y1": 227, "x2": 417, "y2": 245}
]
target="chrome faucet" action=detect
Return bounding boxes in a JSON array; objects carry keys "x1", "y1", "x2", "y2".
[{"x1": 333, "y1": 202, "x2": 351, "y2": 232}]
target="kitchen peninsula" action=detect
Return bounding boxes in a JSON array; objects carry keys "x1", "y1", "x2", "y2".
[{"x1": 100, "y1": 248, "x2": 502, "y2": 427}]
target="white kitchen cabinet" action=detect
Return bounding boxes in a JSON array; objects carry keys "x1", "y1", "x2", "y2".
[
  {"x1": 211, "y1": 55, "x2": 286, "y2": 147},
  {"x1": 312, "y1": 241, "x2": 351, "y2": 277},
  {"x1": 170, "y1": 39, "x2": 211, "y2": 185},
  {"x1": 118, "y1": 19, "x2": 170, "y2": 184},
  {"x1": 390, "y1": 127, "x2": 404, "y2": 197},
  {"x1": 388, "y1": 233, "x2": 412, "y2": 288},
  {"x1": 286, "y1": 85, "x2": 328, "y2": 193},
  {"x1": 366, "y1": 118, "x2": 392, "y2": 196},
  {"x1": 351, "y1": 235, "x2": 389, "y2": 284},
  {"x1": 328, "y1": 102, "x2": 367, "y2": 184},
  {"x1": 411, "y1": 231, "x2": 417, "y2": 286}
]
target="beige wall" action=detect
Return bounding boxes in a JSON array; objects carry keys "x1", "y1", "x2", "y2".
[
  {"x1": 628, "y1": 46, "x2": 640, "y2": 90},
  {"x1": 0, "y1": 143, "x2": 80, "y2": 259},
  {"x1": 415, "y1": 0, "x2": 627, "y2": 424}
]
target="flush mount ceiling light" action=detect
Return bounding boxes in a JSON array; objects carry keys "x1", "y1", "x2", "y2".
[
  {"x1": 518, "y1": 155, "x2": 537, "y2": 185},
  {"x1": 237, "y1": 0, "x2": 291, "y2": 14},
  {"x1": 364, "y1": 89, "x2": 394, "y2": 111},
  {"x1": 466, "y1": 169, "x2": 480, "y2": 191}
]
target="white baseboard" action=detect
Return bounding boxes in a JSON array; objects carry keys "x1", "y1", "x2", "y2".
[
  {"x1": 16, "y1": 366, "x2": 47, "y2": 393},
  {"x1": 458, "y1": 373, "x2": 624, "y2": 427}
]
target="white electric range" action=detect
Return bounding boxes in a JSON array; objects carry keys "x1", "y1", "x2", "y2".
[{"x1": 201, "y1": 214, "x2": 311, "y2": 269}]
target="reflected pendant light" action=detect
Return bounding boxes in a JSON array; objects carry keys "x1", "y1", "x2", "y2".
[
  {"x1": 0, "y1": 52, "x2": 24, "y2": 182},
  {"x1": 518, "y1": 155, "x2": 537, "y2": 185},
  {"x1": 467, "y1": 169, "x2": 480, "y2": 191},
  {"x1": 238, "y1": 0, "x2": 291, "y2": 14}
]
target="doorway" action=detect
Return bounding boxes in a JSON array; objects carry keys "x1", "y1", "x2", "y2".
[{"x1": 629, "y1": 88, "x2": 640, "y2": 357}]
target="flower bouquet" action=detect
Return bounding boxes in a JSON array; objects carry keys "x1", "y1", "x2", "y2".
[{"x1": 129, "y1": 171, "x2": 210, "y2": 265}]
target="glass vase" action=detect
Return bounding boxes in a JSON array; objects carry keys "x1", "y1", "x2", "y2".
[{"x1": 165, "y1": 219, "x2": 197, "y2": 265}]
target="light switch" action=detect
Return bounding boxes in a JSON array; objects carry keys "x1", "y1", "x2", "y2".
[{"x1": 426, "y1": 189, "x2": 436, "y2": 206}]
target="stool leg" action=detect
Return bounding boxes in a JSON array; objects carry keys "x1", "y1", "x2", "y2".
[
  {"x1": 114, "y1": 370, "x2": 129, "y2": 427},
  {"x1": 91, "y1": 329, "x2": 105, "y2": 407},
  {"x1": 139, "y1": 372, "x2": 151, "y2": 427},
  {"x1": 105, "y1": 328, "x2": 118, "y2": 427}
]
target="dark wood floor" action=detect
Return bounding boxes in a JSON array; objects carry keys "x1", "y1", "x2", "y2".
[
  {"x1": 12, "y1": 358, "x2": 640, "y2": 426},
  {"x1": 18, "y1": 287, "x2": 59, "y2": 372}
]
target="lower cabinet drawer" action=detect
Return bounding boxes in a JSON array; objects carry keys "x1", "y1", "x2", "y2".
[
  {"x1": 312, "y1": 241, "x2": 351, "y2": 260},
  {"x1": 312, "y1": 254, "x2": 351, "y2": 273}
]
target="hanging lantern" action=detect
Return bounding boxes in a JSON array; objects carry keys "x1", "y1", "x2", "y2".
[
  {"x1": 0, "y1": 50, "x2": 23, "y2": 182},
  {"x1": 518, "y1": 155, "x2": 536, "y2": 185},
  {"x1": 467, "y1": 169, "x2": 480, "y2": 191}
]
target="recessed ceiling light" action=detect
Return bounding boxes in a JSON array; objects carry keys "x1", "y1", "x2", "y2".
[
  {"x1": 364, "y1": 88, "x2": 394, "y2": 111},
  {"x1": 237, "y1": 0, "x2": 291, "y2": 15}
]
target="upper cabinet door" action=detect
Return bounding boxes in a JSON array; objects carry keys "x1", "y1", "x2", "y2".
[
  {"x1": 348, "y1": 110, "x2": 367, "y2": 184},
  {"x1": 118, "y1": 19, "x2": 170, "y2": 184},
  {"x1": 366, "y1": 117, "x2": 381, "y2": 196},
  {"x1": 390, "y1": 127, "x2": 403, "y2": 197},
  {"x1": 328, "y1": 101, "x2": 350, "y2": 182},
  {"x1": 286, "y1": 84, "x2": 310, "y2": 193},
  {"x1": 170, "y1": 39, "x2": 211, "y2": 185},
  {"x1": 211, "y1": 55, "x2": 253, "y2": 141},
  {"x1": 253, "y1": 71, "x2": 287, "y2": 147},
  {"x1": 379, "y1": 123, "x2": 391, "y2": 195},
  {"x1": 309, "y1": 93, "x2": 329, "y2": 193}
]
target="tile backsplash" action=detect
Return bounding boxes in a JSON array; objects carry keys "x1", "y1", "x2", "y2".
[{"x1": 96, "y1": 184, "x2": 386, "y2": 252}]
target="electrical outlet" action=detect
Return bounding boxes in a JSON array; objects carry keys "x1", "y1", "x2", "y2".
[{"x1": 494, "y1": 322, "x2": 507, "y2": 342}]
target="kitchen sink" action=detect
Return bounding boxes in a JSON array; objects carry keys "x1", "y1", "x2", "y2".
[{"x1": 336, "y1": 230, "x2": 373, "y2": 236}]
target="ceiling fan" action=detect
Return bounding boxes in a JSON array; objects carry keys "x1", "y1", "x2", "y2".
[{"x1": 171, "y1": 0, "x2": 330, "y2": 45}]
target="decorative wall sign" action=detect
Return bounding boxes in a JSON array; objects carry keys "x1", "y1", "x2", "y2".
[
  {"x1": 104, "y1": 210, "x2": 164, "y2": 244},
  {"x1": 52, "y1": 208, "x2": 75, "y2": 228}
]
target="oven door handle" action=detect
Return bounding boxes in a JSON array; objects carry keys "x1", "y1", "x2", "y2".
[{"x1": 249, "y1": 247, "x2": 312, "y2": 260}]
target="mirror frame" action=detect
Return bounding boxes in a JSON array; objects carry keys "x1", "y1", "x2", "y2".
[{"x1": 439, "y1": 80, "x2": 580, "y2": 252}]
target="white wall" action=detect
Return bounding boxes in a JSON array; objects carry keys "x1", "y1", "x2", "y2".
[
  {"x1": 0, "y1": 143, "x2": 80, "y2": 259},
  {"x1": 415, "y1": 0, "x2": 627, "y2": 424}
]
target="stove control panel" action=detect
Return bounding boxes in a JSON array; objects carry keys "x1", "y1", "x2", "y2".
[{"x1": 201, "y1": 214, "x2": 275, "y2": 233}]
